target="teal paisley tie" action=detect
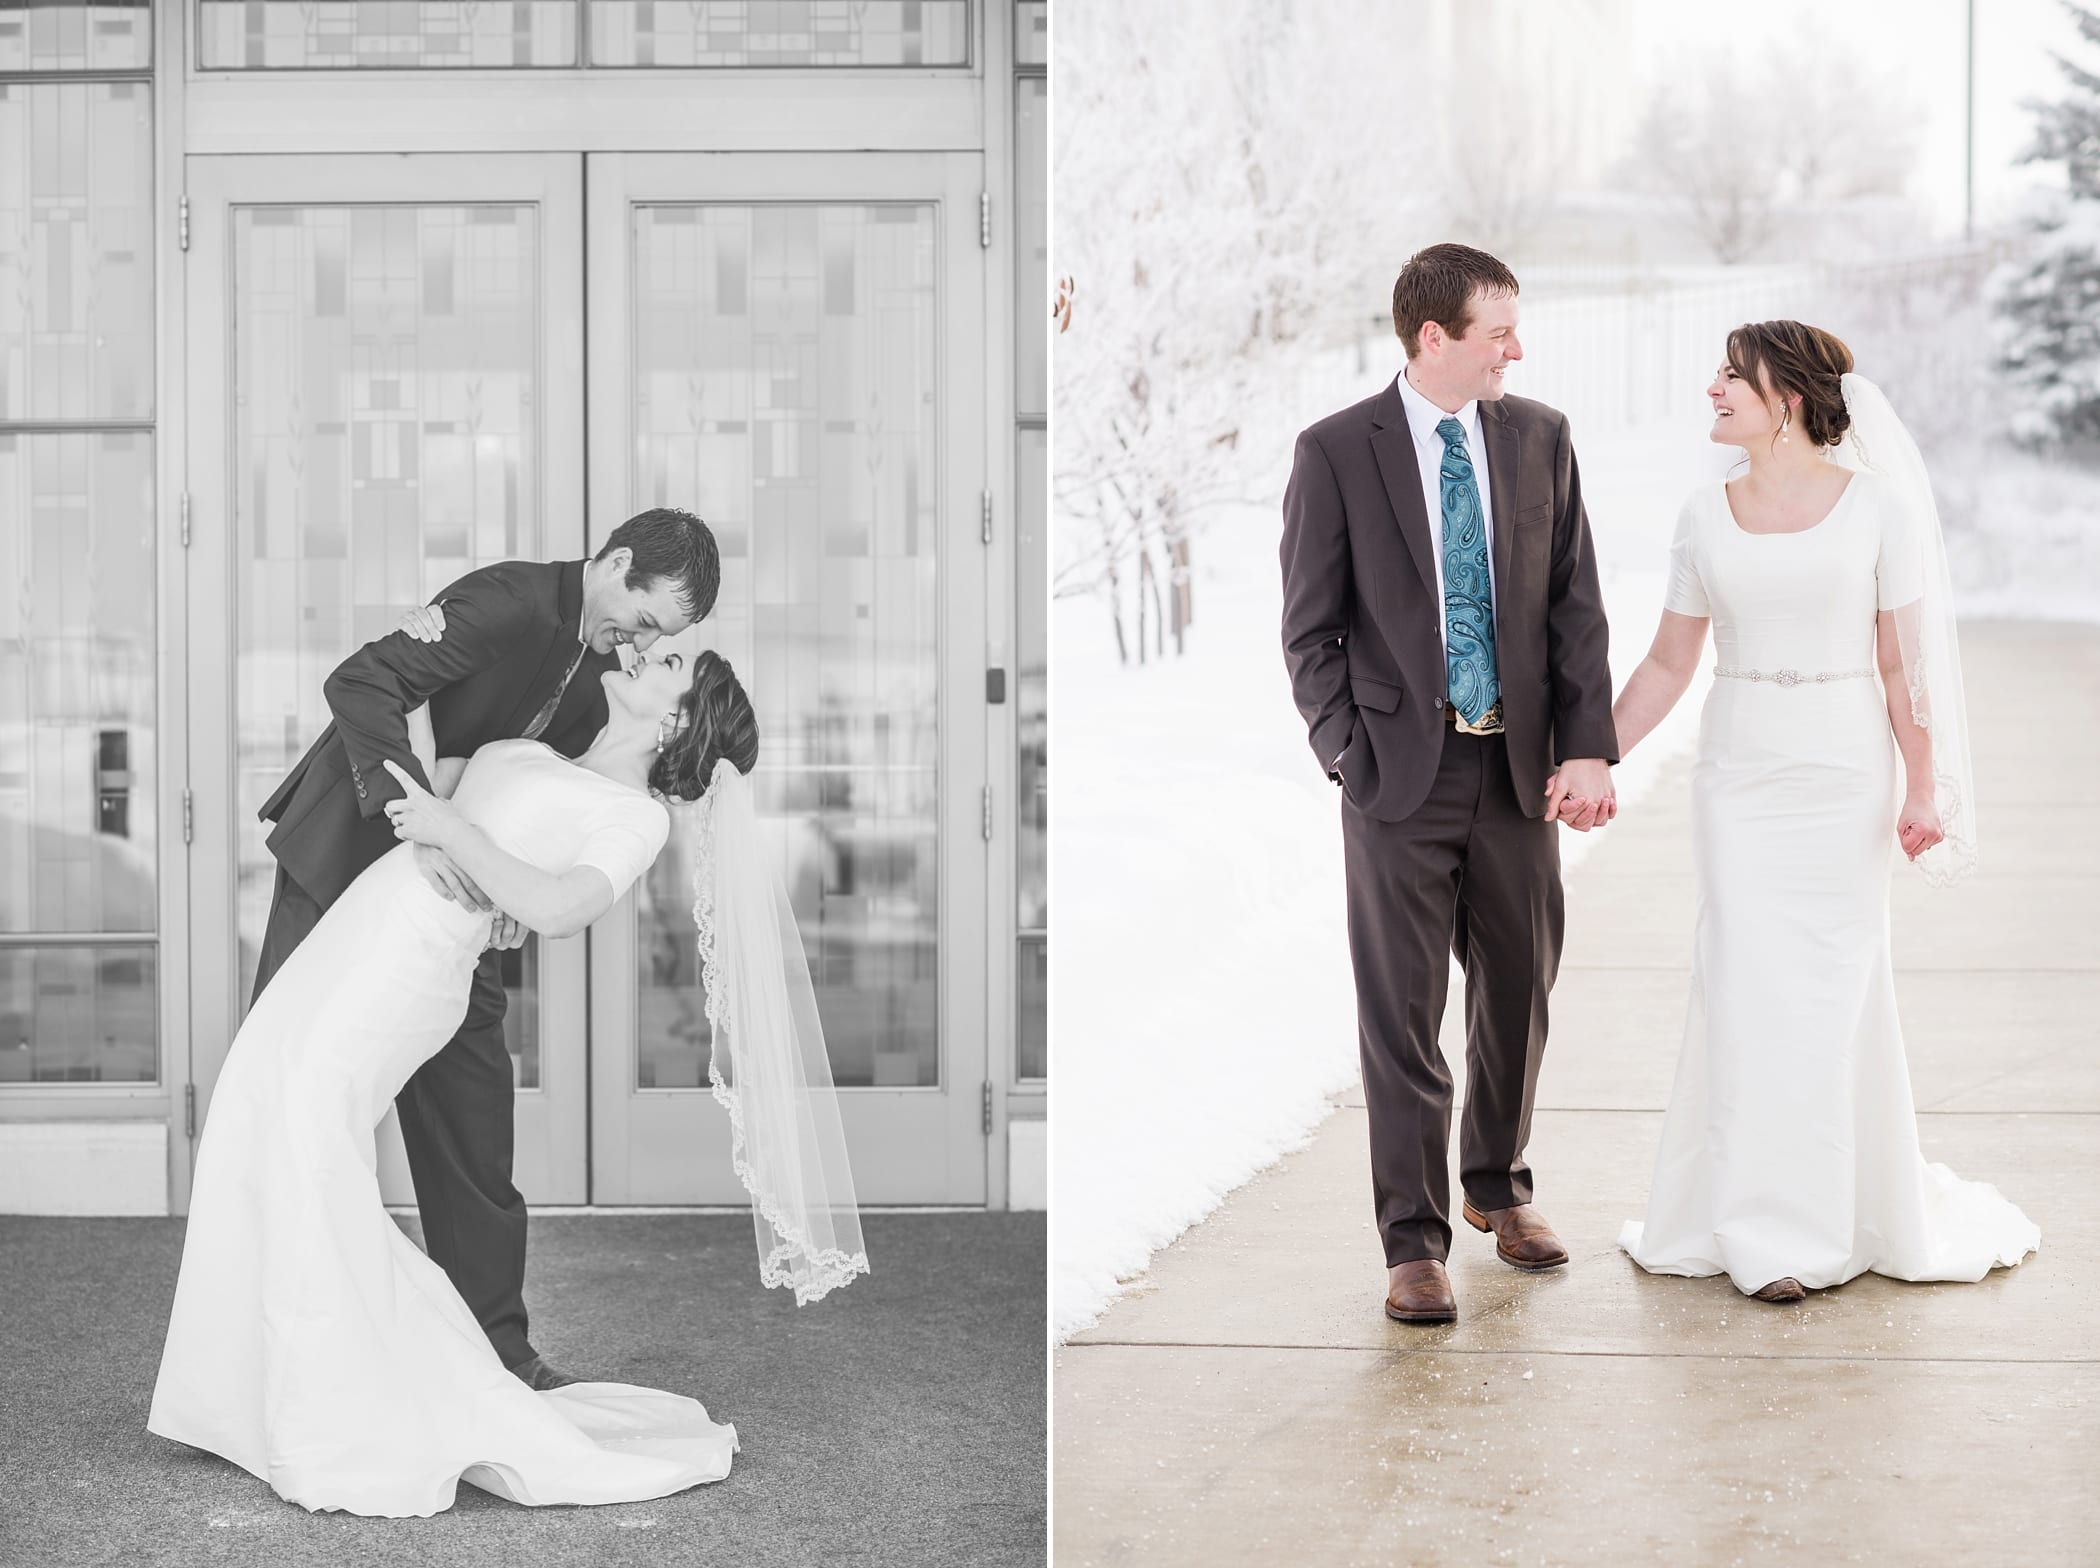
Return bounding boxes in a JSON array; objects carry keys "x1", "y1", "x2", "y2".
[{"x1": 1435, "y1": 416, "x2": 1499, "y2": 725}]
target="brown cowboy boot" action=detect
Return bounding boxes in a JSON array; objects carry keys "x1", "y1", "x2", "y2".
[
  {"x1": 1385, "y1": 1259, "x2": 1458, "y2": 1323},
  {"x1": 1461, "y1": 1200, "x2": 1571, "y2": 1271}
]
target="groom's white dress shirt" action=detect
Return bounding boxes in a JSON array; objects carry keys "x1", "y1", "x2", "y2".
[
  {"x1": 1394, "y1": 365, "x2": 1497, "y2": 650},
  {"x1": 1329, "y1": 369, "x2": 1500, "y2": 776}
]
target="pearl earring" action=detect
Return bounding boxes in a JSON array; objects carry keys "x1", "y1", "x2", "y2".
[
  {"x1": 1779, "y1": 408, "x2": 1791, "y2": 443},
  {"x1": 656, "y1": 713, "x2": 678, "y2": 754}
]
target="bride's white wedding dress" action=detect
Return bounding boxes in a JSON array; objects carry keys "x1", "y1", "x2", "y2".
[
  {"x1": 1618, "y1": 473, "x2": 2039, "y2": 1294},
  {"x1": 149, "y1": 739, "x2": 738, "y2": 1516}
]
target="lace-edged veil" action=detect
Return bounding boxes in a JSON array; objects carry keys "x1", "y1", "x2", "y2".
[
  {"x1": 691, "y1": 760, "x2": 871, "y2": 1304},
  {"x1": 1826, "y1": 373, "x2": 1978, "y2": 886}
]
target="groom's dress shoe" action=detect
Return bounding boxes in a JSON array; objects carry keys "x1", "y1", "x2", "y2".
[
  {"x1": 1385, "y1": 1259, "x2": 1458, "y2": 1323},
  {"x1": 509, "y1": 1354, "x2": 584, "y2": 1391},
  {"x1": 1461, "y1": 1201, "x2": 1571, "y2": 1271}
]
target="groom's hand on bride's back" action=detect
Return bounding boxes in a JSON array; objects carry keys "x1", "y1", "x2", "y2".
[{"x1": 412, "y1": 842, "x2": 493, "y2": 912}]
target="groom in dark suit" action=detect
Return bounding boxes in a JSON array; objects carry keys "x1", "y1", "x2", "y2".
[
  {"x1": 250, "y1": 508, "x2": 721, "y2": 1387},
  {"x1": 1280, "y1": 245, "x2": 1619, "y2": 1323}
]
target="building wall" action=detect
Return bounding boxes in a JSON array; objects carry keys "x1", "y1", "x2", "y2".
[{"x1": 0, "y1": 0, "x2": 1048, "y2": 1213}]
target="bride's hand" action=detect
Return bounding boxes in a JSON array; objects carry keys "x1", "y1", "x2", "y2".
[
  {"x1": 1898, "y1": 795, "x2": 1944, "y2": 862},
  {"x1": 395, "y1": 602, "x2": 447, "y2": 643},
  {"x1": 382, "y1": 760, "x2": 464, "y2": 851}
]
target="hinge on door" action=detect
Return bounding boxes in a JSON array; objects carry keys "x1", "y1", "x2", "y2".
[
  {"x1": 981, "y1": 1081, "x2": 993, "y2": 1137},
  {"x1": 979, "y1": 191, "x2": 991, "y2": 249},
  {"x1": 179, "y1": 491, "x2": 190, "y2": 548},
  {"x1": 178, "y1": 193, "x2": 189, "y2": 253},
  {"x1": 981, "y1": 784, "x2": 993, "y2": 843},
  {"x1": 980, "y1": 489, "x2": 993, "y2": 545},
  {"x1": 181, "y1": 787, "x2": 194, "y2": 845},
  {"x1": 185, "y1": 1083, "x2": 196, "y2": 1141}
]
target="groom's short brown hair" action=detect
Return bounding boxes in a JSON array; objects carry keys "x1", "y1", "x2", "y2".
[{"x1": 1393, "y1": 244, "x2": 1520, "y2": 359}]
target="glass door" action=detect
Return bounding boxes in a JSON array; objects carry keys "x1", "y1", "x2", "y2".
[
  {"x1": 182, "y1": 153, "x2": 587, "y2": 1207},
  {"x1": 583, "y1": 152, "x2": 990, "y2": 1204}
]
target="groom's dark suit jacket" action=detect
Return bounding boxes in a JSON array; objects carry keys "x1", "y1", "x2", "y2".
[
  {"x1": 1280, "y1": 382, "x2": 1619, "y2": 821},
  {"x1": 258, "y1": 558, "x2": 617, "y2": 908}
]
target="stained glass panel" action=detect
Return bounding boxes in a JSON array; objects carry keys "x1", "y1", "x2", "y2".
[{"x1": 629, "y1": 201, "x2": 941, "y2": 1092}]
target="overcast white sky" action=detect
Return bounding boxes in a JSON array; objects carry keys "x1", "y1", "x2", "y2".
[{"x1": 1644, "y1": 0, "x2": 2088, "y2": 229}]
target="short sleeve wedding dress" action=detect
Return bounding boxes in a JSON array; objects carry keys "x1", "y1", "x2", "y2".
[
  {"x1": 148, "y1": 739, "x2": 739, "y2": 1516},
  {"x1": 1617, "y1": 472, "x2": 2040, "y2": 1294}
]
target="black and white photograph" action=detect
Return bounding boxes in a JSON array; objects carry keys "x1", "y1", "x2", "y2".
[{"x1": 0, "y1": 1, "x2": 1047, "y2": 1561}]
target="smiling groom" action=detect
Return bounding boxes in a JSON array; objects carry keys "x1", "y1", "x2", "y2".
[{"x1": 1279, "y1": 244, "x2": 1620, "y2": 1323}]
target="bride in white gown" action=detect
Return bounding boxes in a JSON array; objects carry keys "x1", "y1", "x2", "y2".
[
  {"x1": 149, "y1": 648, "x2": 869, "y2": 1515},
  {"x1": 1606, "y1": 320, "x2": 2038, "y2": 1303}
]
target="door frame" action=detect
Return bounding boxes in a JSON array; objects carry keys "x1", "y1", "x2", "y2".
[
  {"x1": 582, "y1": 150, "x2": 991, "y2": 1205},
  {"x1": 179, "y1": 151, "x2": 590, "y2": 1208}
]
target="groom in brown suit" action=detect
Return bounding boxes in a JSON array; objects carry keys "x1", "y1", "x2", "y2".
[{"x1": 1280, "y1": 244, "x2": 1619, "y2": 1322}]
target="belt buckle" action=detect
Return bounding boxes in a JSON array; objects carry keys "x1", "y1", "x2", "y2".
[{"x1": 1450, "y1": 698, "x2": 1504, "y2": 736}]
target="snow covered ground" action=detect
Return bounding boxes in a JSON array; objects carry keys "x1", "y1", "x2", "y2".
[{"x1": 1050, "y1": 361, "x2": 2100, "y2": 1341}]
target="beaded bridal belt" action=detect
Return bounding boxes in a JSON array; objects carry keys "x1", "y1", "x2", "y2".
[{"x1": 1713, "y1": 666, "x2": 1876, "y2": 687}]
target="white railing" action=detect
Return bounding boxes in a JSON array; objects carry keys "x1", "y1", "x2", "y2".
[{"x1": 1296, "y1": 246, "x2": 2006, "y2": 441}]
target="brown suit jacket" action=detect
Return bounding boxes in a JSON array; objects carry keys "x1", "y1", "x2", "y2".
[{"x1": 1280, "y1": 380, "x2": 1618, "y2": 823}]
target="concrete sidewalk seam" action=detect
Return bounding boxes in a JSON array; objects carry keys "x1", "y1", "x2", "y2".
[{"x1": 1064, "y1": 1342, "x2": 2096, "y2": 1367}]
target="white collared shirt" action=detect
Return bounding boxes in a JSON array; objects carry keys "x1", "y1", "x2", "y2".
[
  {"x1": 1394, "y1": 366, "x2": 1497, "y2": 649},
  {"x1": 1330, "y1": 372, "x2": 1503, "y2": 776}
]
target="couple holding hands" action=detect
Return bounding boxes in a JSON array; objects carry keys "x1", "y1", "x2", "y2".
[{"x1": 1281, "y1": 244, "x2": 2038, "y2": 1323}]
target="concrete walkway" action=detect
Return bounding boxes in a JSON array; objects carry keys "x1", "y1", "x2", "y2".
[
  {"x1": 0, "y1": 1211, "x2": 1044, "y2": 1567},
  {"x1": 1055, "y1": 622, "x2": 2100, "y2": 1566}
]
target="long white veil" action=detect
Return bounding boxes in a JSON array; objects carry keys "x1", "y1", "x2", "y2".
[
  {"x1": 1826, "y1": 372, "x2": 1978, "y2": 887},
  {"x1": 692, "y1": 760, "x2": 872, "y2": 1304}
]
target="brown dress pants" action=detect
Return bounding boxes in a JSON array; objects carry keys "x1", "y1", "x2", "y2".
[{"x1": 1341, "y1": 729, "x2": 1564, "y2": 1267}]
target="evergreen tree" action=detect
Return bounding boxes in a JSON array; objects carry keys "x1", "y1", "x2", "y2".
[{"x1": 1998, "y1": 2, "x2": 2100, "y2": 447}]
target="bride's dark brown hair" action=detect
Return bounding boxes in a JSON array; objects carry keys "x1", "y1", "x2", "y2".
[
  {"x1": 649, "y1": 650, "x2": 759, "y2": 802},
  {"x1": 1725, "y1": 320, "x2": 1855, "y2": 449}
]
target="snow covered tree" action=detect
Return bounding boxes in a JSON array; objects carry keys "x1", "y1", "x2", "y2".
[
  {"x1": 1053, "y1": 0, "x2": 1435, "y2": 662},
  {"x1": 1632, "y1": 45, "x2": 1918, "y2": 265},
  {"x1": 1997, "y1": 1, "x2": 2100, "y2": 449}
]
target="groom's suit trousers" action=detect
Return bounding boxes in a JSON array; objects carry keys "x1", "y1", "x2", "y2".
[
  {"x1": 1341, "y1": 729, "x2": 1563, "y2": 1268},
  {"x1": 251, "y1": 866, "x2": 533, "y2": 1369}
]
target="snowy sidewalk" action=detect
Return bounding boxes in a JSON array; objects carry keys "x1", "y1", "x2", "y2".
[{"x1": 1054, "y1": 621, "x2": 2100, "y2": 1566}]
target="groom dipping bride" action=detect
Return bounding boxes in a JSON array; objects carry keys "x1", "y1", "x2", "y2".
[
  {"x1": 148, "y1": 509, "x2": 869, "y2": 1516},
  {"x1": 1281, "y1": 244, "x2": 2035, "y2": 1327}
]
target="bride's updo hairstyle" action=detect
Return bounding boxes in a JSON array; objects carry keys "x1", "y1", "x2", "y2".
[
  {"x1": 650, "y1": 650, "x2": 760, "y2": 802},
  {"x1": 1725, "y1": 320, "x2": 1855, "y2": 448}
]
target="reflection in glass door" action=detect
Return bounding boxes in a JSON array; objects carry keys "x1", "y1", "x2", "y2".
[
  {"x1": 0, "y1": 46, "x2": 169, "y2": 1138},
  {"x1": 228, "y1": 202, "x2": 546, "y2": 1042},
  {"x1": 0, "y1": 433, "x2": 160, "y2": 1083},
  {"x1": 628, "y1": 201, "x2": 942, "y2": 1095},
  {"x1": 587, "y1": 153, "x2": 988, "y2": 1204},
  {"x1": 184, "y1": 155, "x2": 587, "y2": 1206}
]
